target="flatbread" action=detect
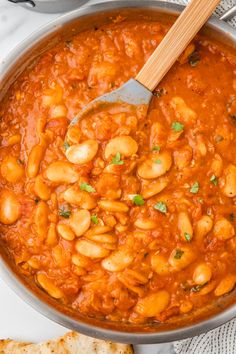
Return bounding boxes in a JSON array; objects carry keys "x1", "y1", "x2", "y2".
[{"x1": 0, "y1": 331, "x2": 133, "y2": 354}]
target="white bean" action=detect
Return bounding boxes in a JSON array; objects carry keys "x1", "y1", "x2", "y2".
[
  {"x1": 104, "y1": 135, "x2": 138, "y2": 159},
  {"x1": 0, "y1": 189, "x2": 20, "y2": 225},
  {"x1": 45, "y1": 161, "x2": 79, "y2": 184},
  {"x1": 138, "y1": 151, "x2": 172, "y2": 179},
  {"x1": 62, "y1": 187, "x2": 96, "y2": 210},
  {"x1": 66, "y1": 139, "x2": 98, "y2": 164},
  {"x1": 102, "y1": 248, "x2": 134, "y2": 272},
  {"x1": 69, "y1": 210, "x2": 91, "y2": 237},
  {"x1": 0, "y1": 156, "x2": 24, "y2": 183},
  {"x1": 76, "y1": 239, "x2": 109, "y2": 258},
  {"x1": 213, "y1": 217, "x2": 235, "y2": 240},
  {"x1": 135, "y1": 290, "x2": 170, "y2": 317}
]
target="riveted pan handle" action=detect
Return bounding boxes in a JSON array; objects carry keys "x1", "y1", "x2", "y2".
[{"x1": 220, "y1": 5, "x2": 236, "y2": 21}]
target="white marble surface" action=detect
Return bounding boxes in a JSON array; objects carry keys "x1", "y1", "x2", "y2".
[{"x1": 0, "y1": 0, "x2": 174, "y2": 352}]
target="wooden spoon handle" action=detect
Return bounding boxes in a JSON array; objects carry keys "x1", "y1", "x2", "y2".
[{"x1": 135, "y1": 0, "x2": 220, "y2": 91}]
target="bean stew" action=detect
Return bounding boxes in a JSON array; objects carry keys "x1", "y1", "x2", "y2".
[{"x1": 0, "y1": 18, "x2": 236, "y2": 328}]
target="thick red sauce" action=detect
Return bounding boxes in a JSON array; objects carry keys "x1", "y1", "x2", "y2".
[{"x1": 0, "y1": 19, "x2": 236, "y2": 326}]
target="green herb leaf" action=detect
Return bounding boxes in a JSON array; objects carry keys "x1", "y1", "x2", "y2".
[
  {"x1": 155, "y1": 159, "x2": 162, "y2": 164},
  {"x1": 171, "y1": 121, "x2": 184, "y2": 132},
  {"x1": 229, "y1": 114, "x2": 236, "y2": 125},
  {"x1": 133, "y1": 195, "x2": 145, "y2": 206},
  {"x1": 174, "y1": 249, "x2": 184, "y2": 259},
  {"x1": 65, "y1": 40, "x2": 73, "y2": 48},
  {"x1": 188, "y1": 51, "x2": 201, "y2": 67},
  {"x1": 214, "y1": 135, "x2": 224, "y2": 143},
  {"x1": 91, "y1": 214, "x2": 99, "y2": 224},
  {"x1": 190, "y1": 181, "x2": 199, "y2": 194},
  {"x1": 152, "y1": 146, "x2": 161, "y2": 152},
  {"x1": 111, "y1": 152, "x2": 124, "y2": 165},
  {"x1": 80, "y1": 182, "x2": 96, "y2": 193},
  {"x1": 184, "y1": 232, "x2": 191, "y2": 242},
  {"x1": 59, "y1": 208, "x2": 71, "y2": 218},
  {"x1": 63, "y1": 141, "x2": 70, "y2": 150},
  {"x1": 17, "y1": 158, "x2": 24, "y2": 165},
  {"x1": 229, "y1": 213, "x2": 235, "y2": 222},
  {"x1": 154, "y1": 201, "x2": 167, "y2": 214},
  {"x1": 153, "y1": 88, "x2": 166, "y2": 98},
  {"x1": 190, "y1": 284, "x2": 205, "y2": 293},
  {"x1": 210, "y1": 174, "x2": 218, "y2": 186}
]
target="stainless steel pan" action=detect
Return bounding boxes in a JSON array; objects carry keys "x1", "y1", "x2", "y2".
[
  {"x1": 7, "y1": 0, "x2": 89, "y2": 13},
  {"x1": 1, "y1": 1, "x2": 236, "y2": 344}
]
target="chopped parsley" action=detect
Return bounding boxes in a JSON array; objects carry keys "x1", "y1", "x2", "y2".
[
  {"x1": 153, "y1": 88, "x2": 166, "y2": 98},
  {"x1": 171, "y1": 121, "x2": 184, "y2": 132},
  {"x1": 65, "y1": 40, "x2": 73, "y2": 48},
  {"x1": 229, "y1": 213, "x2": 235, "y2": 222},
  {"x1": 80, "y1": 182, "x2": 96, "y2": 193},
  {"x1": 229, "y1": 114, "x2": 236, "y2": 125},
  {"x1": 111, "y1": 152, "x2": 124, "y2": 165},
  {"x1": 210, "y1": 174, "x2": 218, "y2": 186},
  {"x1": 155, "y1": 159, "x2": 162, "y2": 164},
  {"x1": 188, "y1": 51, "x2": 201, "y2": 67},
  {"x1": 181, "y1": 282, "x2": 205, "y2": 292},
  {"x1": 174, "y1": 249, "x2": 184, "y2": 259},
  {"x1": 215, "y1": 135, "x2": 224, "y2": 143},
  {"x1": 190, "y1": 181, "x2": 199, "y2": 194},
  {"x1": 17, "y1": 158, "x2": 24, "y2": 165},
  {"x1": 91, "y1": 214, "x2": 99, "y2": 224},
  {"x1": 190, "y1": 284, "x2": 205, "y2": 293},
  {"x1": 152, "y1": 145, "x2": 161, "y2": 152},
  {"x1": 154, "y1": 201, "x2": 167, "y2": 214},
  {"x1": 133, "y1": 195, "x2": 145, "y2": 206},
  {"x1": 184, "y1": 232, "x2": 191, "y2": 242},
  {"x1": 63, "y1": 141, "x2": 70, "y2": 150},
  {"x1": 59, "y1": 208, "x2": 71, "y2": 219}
]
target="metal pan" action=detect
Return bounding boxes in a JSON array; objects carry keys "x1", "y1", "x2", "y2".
[
  {"x1": 0, "y1": 0, "x2": 236, "y2": 344},
  {"x1": 7, "y1": 0, "x2": 89, "y2": 13}
]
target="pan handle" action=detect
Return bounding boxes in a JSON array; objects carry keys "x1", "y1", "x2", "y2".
[
  {"x1": 220, "y1": 5, "x2": 236, "y2": 21},
  {"x1": 7, "y1": 0, "x2": 35, "y2": 7}
]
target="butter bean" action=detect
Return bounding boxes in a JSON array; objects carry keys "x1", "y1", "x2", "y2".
[
  {"x1": 66, "y1": 139, "x2": 98, "y2": 164},
  {"x1": 0, "y1": 189, "x2": 20, "y2": 225},
  {"x1": 76, "y1": 239, "x2": 109, "y2": 258},
  {"x1": 69, "y1": 210, "x2": 91, "y2": 237},
  {"x1": 37, "y1": 273, "x2": 63, "y2": 299},
  {"x1": 104, "y1": 135, "x2": 138, "y2": 159},
  {"x1": 45, "y1": 161, "x2": 79, "y2": 184},
  {"x1": 98, "y1": 200, "x2": 129, "y2": 213},
  {"x1": 1, "y1": 156, "x2": 24, "y2": 183},
  {"x1": 62, "y1": 186, "x2": 96, "y2": 210},
  {"x1": 138, "y1": 151, "x2": 172, "y2": 179},
  {"x1": 34, "y1": 175, "x2": 51, "y2": 201},
  {"x1": 193, "y1": 263, "x2": 212, "y2": 285},
  {"x1": 221, "y1": 164, "x2": 236, "y2": 197},
  {"x1": 102, "y1": 248, "x2": 134, "y2": 272},
  {"x1": 214, "y1": 274, "x2": 236, "y2": 296},
  {"x1": 213, "y1": 217, "x2": 235, "y2": 241},
  {"x1": 135, "y1": 290, "x2": 170, "y2": 317}
]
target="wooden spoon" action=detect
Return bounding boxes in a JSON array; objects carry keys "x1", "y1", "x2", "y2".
[{"x1": 67, "y1": 0, "x2": 220, "y2": 130}]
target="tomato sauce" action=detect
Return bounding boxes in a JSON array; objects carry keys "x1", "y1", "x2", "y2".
[{"x1": 0, "y1": 19, "x2": 236, "y2": 327}]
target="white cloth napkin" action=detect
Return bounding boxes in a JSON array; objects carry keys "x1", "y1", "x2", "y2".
[{"x1": 158, "y1": 0, "x2": 236, "y2": 353}]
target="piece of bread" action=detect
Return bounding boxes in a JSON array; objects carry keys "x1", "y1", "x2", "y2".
[{"x1": 0, "y1": 331, "x2": 133, "y2": 354}]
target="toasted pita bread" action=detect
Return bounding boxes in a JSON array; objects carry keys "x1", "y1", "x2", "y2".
[{"x1": 0, "y1": 331, "x2": 133, "y2": 354}]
